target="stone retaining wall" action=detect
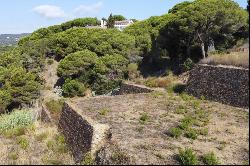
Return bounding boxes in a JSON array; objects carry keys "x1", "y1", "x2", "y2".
[
  {"x1": 58, "y1": 102, "x2": 110, "y2": 163},
  {"x1": 112, "y1": 83, "x2": 153, "y2": 95},
  {"x1": 186, "y1": 64, "x2": 249, "y2": 108}
]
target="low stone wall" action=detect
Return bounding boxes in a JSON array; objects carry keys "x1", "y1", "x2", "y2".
[
  {"x1": 112, "y1": 83, "x2": 153, "y2": 95},
  {"x1": 186, "y1": 64, "x2": 249, "y2": 108},
  {"x1": 58, "y1": 102, "x2": 110, "y2": 163}
]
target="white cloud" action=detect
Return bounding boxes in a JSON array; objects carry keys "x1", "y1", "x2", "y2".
[
  {"x1": 33, "y1": 5, "x2": 66, "y2": 19},
  {"x1": 74, "y1": 2, "x2": 103, "y2": 15}
]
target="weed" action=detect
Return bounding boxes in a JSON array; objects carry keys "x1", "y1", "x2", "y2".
[
  {"x1": 47, "y1": 134, "x2": 68, "y2": 154},
  {"x1": 139, "y1": 113, "x2": 150, "y2": 124},
  {"x1": 203, "y1": 152, "x2": 220, "y2": 165},
  {"x1": 2, "y1": 126, "x2": 26, "y2": 138},
  {"x1": 179, "y1": 116, "x2": 195, "y2": 130},
  {"x1": 45, "y1": 99, "x2": 65, "y2": 114},
  {"x1": 169, "y1": 127, "x2": 182, "y2": 138},
  {"x1": 35, "y1": 132, "x2": 49, "y2": 142},
  {"x1": 111, "y1": 150, "x2": 130, "y2": 164},
  {"x1": 175, "y1": 106, "x2": 187, "y2": 114},
  {"x1": 180, "y1": 93, "x2": 194, "y2": 101},
  {"x1": 185, "y1": 129, "x2": 198, "y2": 140},
  {"x1": 178, "y1": 147, "x2": 198, "y2": 165},
  {"x1": 8, "y1": 151, "x2": 18, "y2": 160},
  {"x1": 198, "y1": 128, "x2": 209, "y2": 136},
  {"x1": 99, "y1": 108, "x2": 111, "y2": 116},
  {"x1": 16, "y1": 137, "x2": 29, "y2": 150},
  {"x1": 81, "y1": 152, "x2": 95, "y2": 165}
]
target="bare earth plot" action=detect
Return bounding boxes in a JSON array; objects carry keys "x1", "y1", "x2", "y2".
[{"x1": 71, "y1": 92, "x2": 249, "y2": 165}]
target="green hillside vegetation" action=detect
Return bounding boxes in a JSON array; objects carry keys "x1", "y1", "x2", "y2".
[{"x1": 0, "y1": 0, "x2": 248, "y2": 112}]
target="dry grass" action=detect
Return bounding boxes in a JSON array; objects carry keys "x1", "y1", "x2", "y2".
[
  {"x1": 72, "y1": 92, "x2": 249, "y2": 165},
  {"x1": 201, "y1": 51, "x2": 249, "y2": 68}
]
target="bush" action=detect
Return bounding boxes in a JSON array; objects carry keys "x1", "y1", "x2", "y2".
[
  {"x1": 178, "y1": 148, "x2": 198, "y2": 165},
  {"x1": 145, "y1": 77, "x2": 172, "y2": 88},
  {"x1": 169, "y1": 127, "x2": 182, "y2": 138},
  {"x1": 139, "y1": 113, "x2": 150, "y2": 124},
  {"x1": 62, "y1": 79, "x2": 86, "y2": 97},
  {"x1": 185, "y1": 129, "x2": 198, "y2": 140},
  {"x1": 183, "y1": 58, "x2": 194, "y2": 71},
  {"x1": 203, "y1": 152, "x2": 220, "y2": 165},
  {"x1": 16, "y1": 137, "x2": 29, "y2": 150},
  {"x1": 45, "y1": 99, "x2": 64, "y2": 113},
  {"x1": 179, "y1": 116, "x2": 195, "y2": 130},
  {"x1": 127, "y1": 63, "x2": 140, "y2": 79},
  {"x1": 0, "y1": 110, "x2": 33, "y2": 132}
]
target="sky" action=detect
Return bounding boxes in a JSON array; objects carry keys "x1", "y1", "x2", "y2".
[{"x1": 0, "y1": 0, "x2": 248, "y2": 34}]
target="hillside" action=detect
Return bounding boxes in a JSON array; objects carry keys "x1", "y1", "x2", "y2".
[
  {"x1": 0, "y1": 33, "x2": 30, "y2": 46},
  {"x1": 0, "y1": 0, "x2": 249, "y2": 165}
]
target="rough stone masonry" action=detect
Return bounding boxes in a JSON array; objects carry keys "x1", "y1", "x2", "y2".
[
  {"x1": 186, "y1": 64, "x2": 249, "y2": 108},
  {"x1": 58, "y1": 102, "x2": 111, "y2": 163}
]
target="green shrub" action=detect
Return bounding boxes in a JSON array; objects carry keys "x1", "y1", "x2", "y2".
[
  {"x1": 175, "y1": 106, "x2": 187, "y2": 114},
  {"x1": 62, "y1": 79, "x2": 86, "y2": 97},
  {"x1": 169, "y1": 127, "x2": 182, "y2": 138},
  {"x1": 2, "y1": 126, "x2": 26, "y2": 138},
  {"x1": 47, "y1": 134, "x2": 68, "y2": 154},
  {"x1": 145, "y1": 77, "x2": 172, "y2": 88},
  {"x1": 179, "y1": 116, "x2": 195, "y2": 130},
  {"x1": 99, "y1": 108, "x2": 111, "y2": 116},
  {"x1": 127, "y1": 63, "x2": 139, "y2": 79},
  {"x1": 81, "y1": 152, "x2": 95, "y2": 165},
  {"x1": 178, "y1": 148, "x2": 198, "y2": 165},
  {"x1": 0, "y1": 110, "x2": 33, "y2": 132},
  {"x1": 183, "y1": 58, "x2": 194, "y2": 71},
  {"x1": 45, "y1": 99, "x2": 64, "y2": 113},
  {"x1": 35, "y1": 132, "x2": 49, "y2": 142},
  {"x1": 139, "y1": 113, "x2": 150, "y2": 124},
  {"x1": 16, "y1": 137, "x2": 29, "y2": 150},
  {"x1": 198, "y1": 128, "x2": 209, "y2": 136},
  {"x1": 203, "y1": 152, "x2": 220, "y2": 165},
  {"x1": 185, "y1": 129, "x2": 198, "y2": 140}
]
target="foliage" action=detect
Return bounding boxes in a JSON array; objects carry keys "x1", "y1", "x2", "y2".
[
  {"x1": 0, "y1": 109, "x2": 33, "y2": 132},
  {"x1": 183, "y1": 58, "x2": 194, "y2": 71},
  {"x1": 203, "y1": 152, "x2": 220, "y2": 165},
  {"x1": 62, "y1": 79, "x2": 86, "y2": 97},
  {"x1": 45, "y1": 99, "x2": 64, "y2": 113},
  {"x1": 16, "y1": 137, "x2": 29, "y2": 150},
  {"x1": 178, "y1": 148, "x2": 198, "y2": 165},
  {"x1": 112, "y1": 15, "x2": 126, "y2": 21},
  {"x1": 185, "y1": 128, "x2": 198, "y2": 140},
  {"x1": 169, "y1": 127, "x2": 182, "y2": 138},
  {"x1": 158, "y1": 0, "x2": 249, "y2": 60},
  {"x1": 107, "y1": 14, "x2": 115, "y2": 28}
]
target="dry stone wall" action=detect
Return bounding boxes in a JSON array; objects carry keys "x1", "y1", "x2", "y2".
[
  {"x1": 58, "y1": 102, "x2": 110, "y2": 163},
  {"x1": 112, "y1": 83, "x2": 153, "y2": 95},
  {"x1": 186, "y1": 64, "x2": 249, "y2": 108}
]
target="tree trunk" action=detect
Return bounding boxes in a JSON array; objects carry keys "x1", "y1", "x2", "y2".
[{"x1": 201, "y1": 42, "x2": 206, "y2": 59}]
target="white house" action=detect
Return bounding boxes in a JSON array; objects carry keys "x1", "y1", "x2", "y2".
[
  {"x1": 100, "y1": 19, "x2": 134, "y2": 31},
  {"x1": 114, "y1": 20, "x2": 134, "y2": 31}
]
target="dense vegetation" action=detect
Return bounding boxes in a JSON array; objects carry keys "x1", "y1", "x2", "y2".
[{"x1": 0, "y1": 0, "x2": 248, "y2": 112}]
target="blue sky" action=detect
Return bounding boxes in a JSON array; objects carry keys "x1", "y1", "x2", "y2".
[{"x1": 0, "y1": 0, "x2": 248, "y2": 34}]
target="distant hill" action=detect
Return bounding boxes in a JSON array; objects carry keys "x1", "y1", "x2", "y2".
[{"x1": 0, "y1": 33, "x2": 30, "y2": 46}]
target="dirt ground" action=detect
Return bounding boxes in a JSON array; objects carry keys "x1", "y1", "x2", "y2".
[{"x1": 71, "y1": 92, "x2": 249, "y2": 165}]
